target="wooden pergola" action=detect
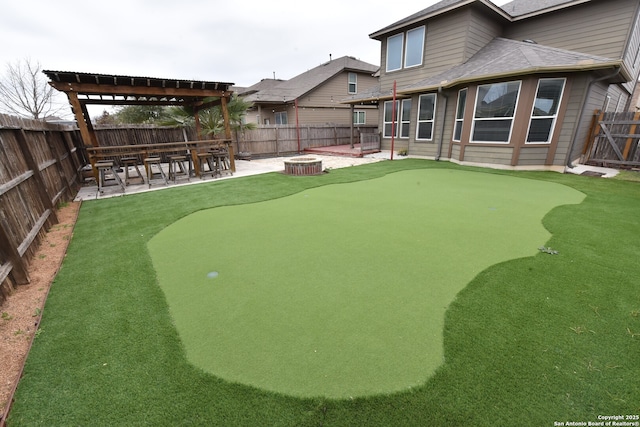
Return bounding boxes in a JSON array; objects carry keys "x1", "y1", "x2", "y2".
[{"x1": 43, "y1": 70, "x2": 235, "y2": 146}]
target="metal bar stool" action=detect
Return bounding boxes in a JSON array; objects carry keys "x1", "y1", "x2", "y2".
[
  {"x1": 95, "y1": 160, "x2": 125, "y2": 193},
  {"x1": 121, "y1": 156, "x2": 144, "y2": 186},
  {"x1": 143, "y1": 157, "x2": 168, "y2": 187},
  {"x1": 168, "y1": 154, "x2": 190, "y2": 183}
]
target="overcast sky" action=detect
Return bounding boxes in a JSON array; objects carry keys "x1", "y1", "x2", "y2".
[{"x1": 1, "y1": 0, "x2": 509, "y2": 117}]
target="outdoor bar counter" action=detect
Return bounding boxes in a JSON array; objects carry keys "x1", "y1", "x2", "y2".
[{"x1": 85, "y1": 139, "x2": 235, "y2": 181}]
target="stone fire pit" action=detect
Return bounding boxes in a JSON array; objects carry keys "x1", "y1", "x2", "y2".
[{"x1": 283, "y1": 157, "x2": 323, "y2": 176}]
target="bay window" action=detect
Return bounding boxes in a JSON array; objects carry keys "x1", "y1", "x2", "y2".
[
  {"x1": 416, "y1": 93, "x2": 436, "y2": 140},
  {"x1": 453, "y1": 88, "x2": 467, "y2": 141},
  {"x1": 471, "y1": 81, "x2": 521, "y2": 143},
  {"x1": 526, "y1": 78, "x2": 565, "y2": 144}
]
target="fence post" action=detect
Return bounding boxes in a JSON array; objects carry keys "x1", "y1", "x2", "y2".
[
  {"x1": 14, "y1": 129, "x2": 58, "y2": 224},
  {"x1": 0, "y1": 224, "x2": 30, "y2": 286},
  {"x1": 623, "y1": 112, "x2": 640, "y2": 160},
  {"x1": 45, "y1": 130, "x2": 73, "y2": 204}
]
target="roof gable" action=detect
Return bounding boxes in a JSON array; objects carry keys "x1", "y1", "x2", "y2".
[
  {"x1": 370, "y1": 0, "x2": 594, "y2": 39},
  {"x1": 243, "y1": 56, "x2": 378, "y2": 103},
  {"x1": 499, "y1": 0, "x2": 591, "y2": 19},
  {"x1": 370, "y1": 0, "x2": 508, "y2": 39}
]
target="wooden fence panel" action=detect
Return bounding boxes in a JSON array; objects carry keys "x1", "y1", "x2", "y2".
[
  {"x1": 585, "y1": 111, "x2": 640, "y2": 167},
  {"x1": 236, "y1": 124, "x2": 378, "y2": 157},
  {"x1": 0, "y1": 114, "x2": 81, "y2": 305}
]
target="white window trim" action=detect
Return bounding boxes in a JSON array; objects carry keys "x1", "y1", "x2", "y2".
[
  {"x1": 416, "y1": 93, "x2": 437, "y2": 141},
  {"x1": 471, "y1": 80, "x2": 522, "y2": 144},
  {"x1": 404, "y1": 26, "x2": 425, "y2": 69},
  {"x1": 453, "y1": 88, "x2": 467, "y2": 142},
  {"x1": 386, "y1": 33, "x2": 404, "y2": 72},
  {"x1": 348, "y1": 72, "x2": 357, "y2": 94},
  {"x1": 275, "y1": 111, "x2": 288, "y2": 125},
  {"x1": 525, "y1": 78, "x2": 566, "y2": 145},
  {"x1": 383, "y1": 100, "x2": 399, "y2": 138},
  {"x1": 353, "y1": 110, "x2": 366, "y2": 125},
  {"x1": 399, "y1": 99, "x2": 412, "y2": 138}
]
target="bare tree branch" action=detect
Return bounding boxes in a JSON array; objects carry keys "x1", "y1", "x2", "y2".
[{"x1": 0, "y1": 58, "x2": 66, "y2": 120}]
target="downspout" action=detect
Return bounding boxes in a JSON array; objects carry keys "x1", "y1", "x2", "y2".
[
  {"x1": 565, "y1": 66, "x2": 621, "y2": 169},
  {"x1": 436, "y1": 87, "x2": 449, "y2": 161}
]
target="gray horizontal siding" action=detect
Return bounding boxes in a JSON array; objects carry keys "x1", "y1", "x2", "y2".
[
  {"x1": 623, "y1": 9, "x2": 640, "y2": 93},
  {"x1": 463, "y1": 146, "x2": 514, "y2": 164},
  {"x1": 504, "y1": 0, "x2": 637, "y2": 59},
  {"x1": 518, "y1": 147, "x2": 549, "y2": 165},
  {"x1": 451, "y1": 144, "x2": 461, "y2": 159},
  {"x1": 465, "y1": 9, "x2": 503, "y2": 60}
]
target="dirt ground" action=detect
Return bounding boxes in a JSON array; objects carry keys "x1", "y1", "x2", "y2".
[{"x1": 0, "y1": 201, "x2": 80, "y2": 418}]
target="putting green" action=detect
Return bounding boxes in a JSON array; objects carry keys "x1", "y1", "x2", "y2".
[{"x1": 147, "y1": 169, "x2": 584, "y2": 398}]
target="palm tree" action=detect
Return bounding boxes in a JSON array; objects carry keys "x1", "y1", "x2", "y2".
[{"x1": 158, "y1": 95, "x2": 255, "y2": 142}]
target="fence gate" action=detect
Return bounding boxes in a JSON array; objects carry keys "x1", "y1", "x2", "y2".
[{"x1": 584, "y1": 110, "x2": 640, "y2": 168}]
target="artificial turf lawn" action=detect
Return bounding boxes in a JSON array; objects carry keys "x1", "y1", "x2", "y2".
[
  {"x1": 147, "y1": 169, "x2": 584, "y2": 398},
  {"x1": 8, "y1": 159, "x2": 640, "y2": 426}
]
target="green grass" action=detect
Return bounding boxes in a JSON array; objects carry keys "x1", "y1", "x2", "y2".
[
  {"x1": 8, "y1": 160, "x2": 640, "y2": 426},
  {"x1": 147, "y1": 169, "x2": 583, "y2": 399}
]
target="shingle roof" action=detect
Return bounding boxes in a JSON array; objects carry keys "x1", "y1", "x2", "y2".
[
  {"x1": 499, "y1": 0, "x2": 587, "y2": 18},
  {"x1": 400, "y1": 38, "x2": 621, "y2": 94},
  {"x1": 342, "y1": 37, "x2": 620, "y2": 103},
  {"x1": 236, "y1": 79, "x2": 284, "y2": 96},
  {"x1": 242, "y1": 56, "x2": 378, "y2": 103},
  {"x1": 369, "y1": 0, "x2": 591, "y2": 39}
]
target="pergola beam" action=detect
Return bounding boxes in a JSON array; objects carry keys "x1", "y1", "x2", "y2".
[{"x1": 43, "y1": 70, "x2": 235, "y2": 151}]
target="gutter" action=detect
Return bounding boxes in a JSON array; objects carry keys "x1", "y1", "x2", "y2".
[
  {"x1": 400, "y1": 61, "x2": 624, "y2": 96},
  {"x1": 436, "y1": 87, "x2": 448, "y2": 161},
  {"x1": 565, "y1": 66, "x2": 622, "y2": 169}
]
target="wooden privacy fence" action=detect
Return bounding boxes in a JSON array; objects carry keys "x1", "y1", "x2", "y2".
[
  {"x1": 0, "y1": 114, "x2": 82, "y2": 305},
  {"x1": 584, "y1": 110, "x2": 640, "y2": 167},
  {"x1": 236, "y1": 124, "x2": 378, "y2": 157},
  {"x1": 92, "y1": 124, "x2": 378, "y2": 159}
]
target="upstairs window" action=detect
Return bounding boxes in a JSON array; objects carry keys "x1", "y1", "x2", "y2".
[
  {"x1": 348, "y1": 73, "x2": 357, "y2": 94},
  {"x1": 471, "y1": 81, "x2": 521, "y2": 143},
  {"x1": 416, "y1": 93, "x2": 436, "y2": 140},
  {"x1": 453, "y1": 88, "x2": 467, "y2": 141},
  {"x1": 405, "y1": 26, "x2": 425, "y2": 68},
  {"x1": 526, "y1": 78, "x2": 565, "y2": 144},
  {"x1": 386, "y1": 26, "x2": 425, "y2": 72},
  {"x1": 386, "y1": 34, "x2": 404, "y2": 72}
]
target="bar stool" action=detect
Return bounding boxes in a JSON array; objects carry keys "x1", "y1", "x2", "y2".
[
  {"x1": 95, "y1": 160, "x2": 125, "y2": 193},
  {"x1": 212, "y1": 148, "x2": 232, "y2": 177},
  {"x1": 196, "y1": 152, "x2": 219, "y2": 179},
  {"x1": 168, "y1": 154, "x2": 190, "y2": 183},
  {"x1": 143, "y1": 157, "x2": 168, "y2": 187},
  {"x1": 121, "y1": 157, "x2": 144, "y2": 186}
]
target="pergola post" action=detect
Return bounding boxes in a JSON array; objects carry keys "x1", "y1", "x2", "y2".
[
  {"x1": 220, "y1": 95, "x2": 236, "y2": 172},
  {"x1": 67, "y1": 92, "x2": 98, "y2": 147}
]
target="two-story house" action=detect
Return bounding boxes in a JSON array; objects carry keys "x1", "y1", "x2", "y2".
[
  {"x1": 345, "y1": 0, "x2": 640, "y2": 171},
  {"x1": 240, "y1": 55, "x2": 379, "y2": 127}
]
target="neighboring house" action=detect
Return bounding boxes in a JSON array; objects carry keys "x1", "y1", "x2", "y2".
[
  {"x1": 344, "y1": 0, "x2": 640, "y2": 170},
  {"x1": 239, "y1": 55, "x2": 379, "y2": 127}
]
